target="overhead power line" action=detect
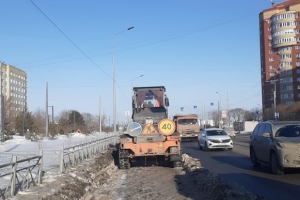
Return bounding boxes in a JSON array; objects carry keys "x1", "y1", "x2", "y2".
[{"x1": 29, "y1": 0, "x2": 111, "y2": 79}]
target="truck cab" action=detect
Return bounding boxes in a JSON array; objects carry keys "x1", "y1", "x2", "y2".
[
  {"x1": 132, "y1": 86, "x2": 169, "y2": 126},
  {"x1": 173, "y1": 114, "x2": 200, "y2": 141}
]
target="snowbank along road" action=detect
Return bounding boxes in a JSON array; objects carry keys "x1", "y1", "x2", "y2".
[{"x1": 10, "y1": 147, "x2": 264, "y2": 200}]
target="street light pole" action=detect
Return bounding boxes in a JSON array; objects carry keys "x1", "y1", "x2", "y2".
[
  {"x1": 0, "y1": 62, "x2": 4, "y2": 142},
  {"x1": 131, "y1": 75, "x2": 143, "y2": 96},
  {"x1": 271, "y1": 69, "x2": 279, "y2": 120},
  {"x1": 257, "y1": 104, "x2": 263, "y2": 121},
  {"x1": 112, "y1": 26, "x2": 134, "y2": 134},
  {"x1": 99, "y1": 95, "x2": 102, "y2": 133},
  {"x1": 273, "y1": 74, "x2": 278, "y2": 121},
  {"x1": 216, "y1": 92, "x2": 222, "y2": 128},
  {"x1": 46, "y1": 82, "x2": 48, "y2": 138},
  {"x1": 47, "y1": 106, "x2": 54, "y2": 123},
  {"x1": 198, "y1": 101, "x2": 206, "y2": 129},
  {"x1": 131, "y1": 75, "x2": 144, "y2": 88}
]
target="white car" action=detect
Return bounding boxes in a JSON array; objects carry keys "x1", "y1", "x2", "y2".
[{"x1": 198, "y1": 128, "x2": 233, "y2": 151}]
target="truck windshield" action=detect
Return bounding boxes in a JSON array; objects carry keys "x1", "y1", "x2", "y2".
[
  {"x1": 178, "y1": 119, "x2": 197, "y2": 125},
  {"x1": 136, "y1": 90, "x2": 163, "y2": 108}
]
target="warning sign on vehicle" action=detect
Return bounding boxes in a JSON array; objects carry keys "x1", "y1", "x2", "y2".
[
  {"x1": 158, "y1": 119, "x2": 175, "y2": 136},
  {"x1": 141, "y1": 123, "x2": 158, "y2": 134}
]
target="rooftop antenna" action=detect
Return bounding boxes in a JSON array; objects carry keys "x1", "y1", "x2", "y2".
[{"x1": 271, "y1": 0, "x2": 275, "y2": 6}]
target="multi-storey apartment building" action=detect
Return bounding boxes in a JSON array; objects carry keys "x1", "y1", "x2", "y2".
[
  {"x1": 0, "y1": 62, "x2": 27, "y2": 117},
  {"x1": 260, "y1": 0, "x2": 300, "y2": 112}
]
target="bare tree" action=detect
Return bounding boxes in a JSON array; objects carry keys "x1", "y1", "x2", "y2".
[
  {"x1": 57, "y1": 109, "x2": 72, "y2": 135},
  {"x1": 244, "y1": 108, "x2": 261, "y2": 121},
  {"x1": 81, "y1": 112, "x2": 93, "y2": 133},
  {"x1": 32, "y1": 108, "x2": 46, "y2": 136},
  {"x1": 210, "y1": 110, "x2": 219, "y2": 128},
  {"x1": 228, "y1": 108, "x2": 246, "y2": 122},
  {"x1": 4, "y1": 97, "x2": 18, "y2": 136},
  {"x1": 263, "y1": 107, "x2": 273, "y2": 121}
]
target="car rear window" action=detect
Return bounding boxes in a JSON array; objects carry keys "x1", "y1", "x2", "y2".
[{"x1": 206, "y1": 130, "x2": 227, "y2": 136}]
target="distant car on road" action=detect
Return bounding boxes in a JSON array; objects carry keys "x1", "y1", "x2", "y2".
[
  {"x1": 197, "y1": 128, "x2": 233, "y2": 151},
  {"x1": 249, "y1": 121, "x2": 300, "y2": 175}
]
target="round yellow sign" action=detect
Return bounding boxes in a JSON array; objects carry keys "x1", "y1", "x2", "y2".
[{"x1": 158, "y1": 119, "x2": 175, "y2": 136}]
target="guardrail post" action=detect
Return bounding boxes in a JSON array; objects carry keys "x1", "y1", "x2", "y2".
[
  {"x1": 88, "y1": 140, "x2": 92, "y2": 156},
  {"x1": 11, "y1": 156, "x2": 17, "y2": 196},
  {"x1": 60, "y1": 146, "x2": 64, "y2": 173},
  {"x1": 72, "y1": 147, "x2": 75, "y2": 166},
  {"x1": 38, "y1": 150, "x2": 43, "y2": 184}
]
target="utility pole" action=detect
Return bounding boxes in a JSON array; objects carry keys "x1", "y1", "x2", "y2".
[
  {"x1": 99, "y1": 95, "x2": 102, "y2": 133},
  {"x1": 46, "y1": 82, "x2": 48, "y2": 138},
  {"x1": 0, "y1": 62, "x2": 4, "y2": 142},
  {"x1": 73, "y1": 110, "x2": 75, "y2": 132}
]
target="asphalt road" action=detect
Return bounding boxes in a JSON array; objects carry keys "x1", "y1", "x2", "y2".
[{"x1": 182, "y1": 134, "x2": 300, "y2": 200}]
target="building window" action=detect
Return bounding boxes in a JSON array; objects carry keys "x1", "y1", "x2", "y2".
[
  {"x1": 281, "y1": 85, "x2": 293, "y2": 90},
  {"x1": 281, "y1": 93, "x2": 293, "y2": 99}
]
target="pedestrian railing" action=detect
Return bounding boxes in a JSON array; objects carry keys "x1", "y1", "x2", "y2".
[
  {"x1": 0, "y1": 153, "x2": 43, "y2": 199},
  {"x1": 59, "y1": 135, "x2": 116, "y2": 173},
  {"x1": 0, "y1": 133, "x2": 118, "y2": 199}
]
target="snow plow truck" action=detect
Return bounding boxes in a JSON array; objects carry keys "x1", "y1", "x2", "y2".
[{"x1": 117, "y1": 86, "x2": 182, "y2": 169}]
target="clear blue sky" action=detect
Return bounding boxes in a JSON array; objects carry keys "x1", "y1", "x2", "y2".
[{"x1": 0, "y1": 0, "x2": 282, "y2": 124}]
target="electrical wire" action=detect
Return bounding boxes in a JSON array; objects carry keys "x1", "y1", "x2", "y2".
[{"x1": 29, "y1": 0, "x2": 112, "y2": 79}]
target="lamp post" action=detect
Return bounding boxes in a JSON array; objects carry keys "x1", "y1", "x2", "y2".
[
  {"x1": 198, "y1": 101, "x2": 206, "y2": 129},
  {"x1": 47, "y1": 106, "x2": 54, "y2": 123},
  {"x1": 112, "y1": 26, "x2": 134, "y2": 134},
  {"x1": 99, "y1": 95, "x2": 102, "y2": 133},
  {"x1": 22, "y1": 87, "x2": 27, "y2": 136},
  {"x1": 216, "y1": 92, "x2": 222, "y2": 128},
  {"x1": 265, "y1": 69, "x2": 280, "y2": 120},
  {"x1": 0, "y1": 61, "x2": 4, "y2": 142},
  {"x1": 131, "y1": 75, "x2": 144, "y2": 88},
  {"x1": 257, "y1": 104, "x2": 263, "y2": 121},
  {"x1": 131, "y1": 75, "x2": 143, "y2": 96},
  {"x1": 266, "y1": 78, "x2": 280, "y2": 120}
]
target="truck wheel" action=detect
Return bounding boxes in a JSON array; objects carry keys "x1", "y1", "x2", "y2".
[
  {"x1": 119, "y1": 149, "x2": 130, "y2": 169},
  {"x1": 169, "y1": 160, "x2": 182, "y2": 168}
]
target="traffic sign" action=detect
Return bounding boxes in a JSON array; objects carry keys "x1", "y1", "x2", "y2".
[
  {"x1": 141, "y1": 123, "x2": 158, "y2": 134},
  {"x1": 126, "y1": 122, "x2": 142, "y2": 136},
  {"x1": 158, "y1": 119, "x2": 175, "y2": 136}
]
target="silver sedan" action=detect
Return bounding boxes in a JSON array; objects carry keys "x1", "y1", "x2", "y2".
[{"x1": 198, "y1": 128, "x2": 233, "y2": 151}]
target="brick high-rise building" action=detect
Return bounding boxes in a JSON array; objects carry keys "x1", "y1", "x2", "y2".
[{"x1": 260, "y1": 0, "x2": 300, "y2": 115}]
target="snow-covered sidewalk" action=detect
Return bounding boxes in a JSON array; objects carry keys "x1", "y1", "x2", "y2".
[{"x1": 0, "y1": 132, "x2": 112, "y2": 198}]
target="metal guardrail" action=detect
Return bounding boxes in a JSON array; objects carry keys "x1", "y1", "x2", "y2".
[
  {"x1": 0, "y1": 153, "x2": 43, "y2": 199},
  {"x1": 0, "y1": 133, "x2": 118, "y2": 199},
  {"x1": 59, "y1": 135, "x2": 117, "y2": 173}
]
